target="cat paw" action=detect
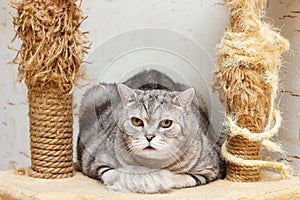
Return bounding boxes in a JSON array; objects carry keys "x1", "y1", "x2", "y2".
[
  {"x1": 170, "y1": 173, "x2": 205, "y2": 189},
  {"x1": 101, "y1": 169, "x2": 119, "y2": 185},
  {"x1": 102, "y1": 169, "x2": 132, "y2": 193},
  {"x1": 102, "y1": 168, "x2": 174, "y2": 193}
]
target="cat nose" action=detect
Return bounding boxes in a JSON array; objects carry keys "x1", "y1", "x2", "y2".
[{"x1": 146, "y1": 135, "x2": 155, "y2": 142}]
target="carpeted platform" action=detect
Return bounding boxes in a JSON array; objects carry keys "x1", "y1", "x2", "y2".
[{"x1": 0, "y1": 169, "x2": 300, "y2": 200}]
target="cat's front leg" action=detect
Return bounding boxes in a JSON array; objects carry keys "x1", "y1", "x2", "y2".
[
  {"x1": 171, "y1": 165, "x2": 220, "y2": 189},
  {"x1": 101, "y1": 169, "x2": 132, "y2": 193},
  {"x1": 171, "y1": 173, "x2": 207, "y2": 189},
  {"x1": 172, "y1": 165, "x2": 220, "y2": 189},
  {"x1": 101, "y1": 166, "x2": 175, "y2": 193}
]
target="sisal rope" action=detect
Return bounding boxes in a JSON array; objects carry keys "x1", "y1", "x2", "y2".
[
  {"x1": 11, "y1": 0, "x2": 89, "y2": 179},
  {"x1": 214, "y1": 0, "x2": 290, "y2": 182},
  {"x1": 28, "y1": 84, "x2": 74, "y2": 178}
]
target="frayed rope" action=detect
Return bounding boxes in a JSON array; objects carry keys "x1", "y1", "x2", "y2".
[{"x1": 222, "y1": 108, "x2": 292, "y2": 177}]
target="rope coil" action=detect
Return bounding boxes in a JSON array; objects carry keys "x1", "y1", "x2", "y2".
[
  {"x1": 28, "y1": 85, "x2": 74, "y2": 179},
  {"x1": 222, "y1": 108, "x2": 292, "y2": 178},
  {"x1": 215, "y1": 0, "x2": 290, "y2": 181},
  {"x1": 11, "y1": 0, "x2": 89, "y2": 179}
]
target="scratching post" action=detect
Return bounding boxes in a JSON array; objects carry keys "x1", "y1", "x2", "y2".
[
  {"x1": 28, "y1": 84, "x2": 74, "y2": 178},
  {"x1": 12, "y1": 0, "x2": 88, "y2": 178},
  {"x1": 215, "y1": 0, "x2": 291, "y2": 181}
]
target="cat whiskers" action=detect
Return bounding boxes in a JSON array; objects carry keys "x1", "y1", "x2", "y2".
[
  {"x1": 151, "y1": 140, "x2": 168, "y2": 150},
  {"x1": 115, "y1": 140, "x2": 134, "y2": 163},
  {"x1": 165, "y1": 146, "x2": 188, "y2": 168},
  {"x1": 132, "y1": 139, "x2": 148, "y2": 148}
]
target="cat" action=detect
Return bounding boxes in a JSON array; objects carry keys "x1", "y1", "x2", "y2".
[{"x1": 77, "y1": 70, "x2": 225, "y2": 194}]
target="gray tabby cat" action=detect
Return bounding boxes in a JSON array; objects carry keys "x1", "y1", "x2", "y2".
[{"x1": 77, "y1": 70, "x2": 225, "y2": 193}]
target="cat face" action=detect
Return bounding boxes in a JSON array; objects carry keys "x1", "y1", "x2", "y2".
[{"x1": 116, "y1": 84, "x2": 198, "y2": 161}]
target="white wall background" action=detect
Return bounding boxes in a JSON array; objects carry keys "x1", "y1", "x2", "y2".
[{"x1": 0, "y1": 0, "x2": 299, "y2": 171}]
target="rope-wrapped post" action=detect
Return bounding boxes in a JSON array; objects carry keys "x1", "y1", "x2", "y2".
[
  {"x1": 11, "y1": 0, "x2": 89, "y2": 179},
  {"x1": 214, "y1": 0, "x2": 290, "y2": 182}
]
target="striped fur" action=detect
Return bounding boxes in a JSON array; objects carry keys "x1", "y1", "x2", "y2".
[{"x1": 77, "y1": 70, "x2": 225, "y2": 193}]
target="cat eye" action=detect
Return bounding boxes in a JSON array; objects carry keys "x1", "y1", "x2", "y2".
[
  {"x1": 159, "y1": 119, "x2": 173, "y2": 128},
  {"x1": 131, "y1": 117, "x2": 144, "y2": 127}
]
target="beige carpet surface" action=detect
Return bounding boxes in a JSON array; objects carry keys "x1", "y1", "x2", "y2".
[{"x1": 0, "y1": 169, "x2": 300, "y2": 200}]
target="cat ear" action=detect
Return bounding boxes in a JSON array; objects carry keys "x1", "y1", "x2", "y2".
[
  {"x1": 172, "y1": 88, "x2": 195, "y2": 108},
  {"x1": 117, "y1": 84, "x2": 137, "y2": 104}
]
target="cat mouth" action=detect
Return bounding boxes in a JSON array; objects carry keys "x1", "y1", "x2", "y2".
[{"x1": 143, "y1": 146, "x2": 156, "y2": 151}]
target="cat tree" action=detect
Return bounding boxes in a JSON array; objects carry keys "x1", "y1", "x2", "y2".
[
  {"x1": 1, "y1": 0, "x2": 299, "y2": 199},
  {"x1": 214, "y1": 0, "x2": 291, "y2": 181},
  {"x1": 11, "y1": 0, "x2": 89, "y2": 179}
]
